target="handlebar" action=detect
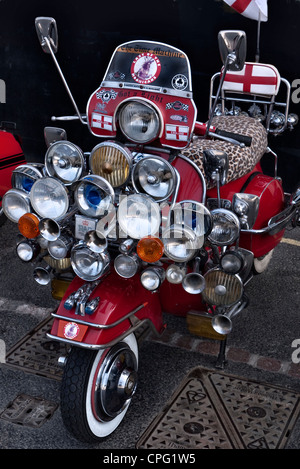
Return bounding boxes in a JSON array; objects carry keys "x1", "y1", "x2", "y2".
[{"x1": 194, "y1": 121, "x2": 252, "y2": 147}]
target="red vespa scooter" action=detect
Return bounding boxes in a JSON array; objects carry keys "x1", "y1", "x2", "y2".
[{"x1": 2, "y1": 19, "x2": 299, "y2": 442}]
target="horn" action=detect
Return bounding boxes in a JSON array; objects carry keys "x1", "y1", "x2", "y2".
[
  {"x1": 84, "y1": 230, "x2": 107, "y2": 253},
  {"x1": 39, "y1": 206, "x2": 78, "y2": 241},
  {"x1": 212, "y1": 296, "x2": 248, "y2": 335},
  {"x1": 182, "y1": 257, "x2": 205, "y2": 294},
  {"x1": 39, "y1": 218, "x2": 61, "y2": 241},
  {"x1": 33, "y1": 265, "x2": 52, "y2": 285}
]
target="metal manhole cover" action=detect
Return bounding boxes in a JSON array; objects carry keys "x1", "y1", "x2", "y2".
[
  {"x1": 3, "y1": 315, "x2": 68, "y2": 380},
  {"x1": 0, "y1": 394, "x2": 58, "y2": 428},
  {"x1": 136, "y1": 367, "x2": 300, "y2": 449}
]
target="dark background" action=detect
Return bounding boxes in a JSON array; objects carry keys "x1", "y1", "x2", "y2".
[{"x1": 0, "y1": 0, "x2": 299, "y2": 191}]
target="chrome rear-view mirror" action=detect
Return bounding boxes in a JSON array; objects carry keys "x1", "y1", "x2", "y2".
[
  {"x1": 35, "y1": 17, "x2": 58, "y2": 54},
  {"x1": 218, "y1": 30, "x2": 246, "y2": 72}
]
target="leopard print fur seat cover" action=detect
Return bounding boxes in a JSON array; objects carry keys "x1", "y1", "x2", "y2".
[{"x1": 182, "y1": 115, "x2": 268, "y2": 188}]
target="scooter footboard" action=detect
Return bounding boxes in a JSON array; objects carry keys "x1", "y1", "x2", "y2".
[{"x1": 47, "y1": 271, "x2": 164, "y2": 349}]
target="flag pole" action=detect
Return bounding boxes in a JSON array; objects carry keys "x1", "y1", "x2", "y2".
[{"x1": 255, "y1": 10, "x2": 261, "y2": 62}]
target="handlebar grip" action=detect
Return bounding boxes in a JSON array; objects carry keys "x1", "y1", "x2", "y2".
[{"x1": 215, "y1": 129, "x2": 252, "y2": 147}]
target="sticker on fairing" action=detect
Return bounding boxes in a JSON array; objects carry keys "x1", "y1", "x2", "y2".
[{"x1": 131, "y1": 53, "x2": 161, "y2": 84}]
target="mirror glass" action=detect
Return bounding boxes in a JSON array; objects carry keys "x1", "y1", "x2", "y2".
[
  {"x1": 218, "y1": 30, "x2": 246, "y2": 71},
  {"x1": 35, "y1": 17, "x2": 58, "y2": 54}
]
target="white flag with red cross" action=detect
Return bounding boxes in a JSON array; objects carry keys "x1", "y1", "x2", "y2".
[
  {"x1": 223, "y1": 0, "x2": 268, "y2": 21},
  {"x1": 91, "y1": 112, "x2": 113, "y2": 131}
]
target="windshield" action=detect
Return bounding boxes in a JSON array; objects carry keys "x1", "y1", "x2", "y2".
[{"x1": 103, "y1": 40, "x2": 193, "y2": 96}]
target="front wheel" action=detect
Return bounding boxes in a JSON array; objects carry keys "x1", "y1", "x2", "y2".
[{"x1": 60, "y1": 333, "x2": 138, "y2": 443}]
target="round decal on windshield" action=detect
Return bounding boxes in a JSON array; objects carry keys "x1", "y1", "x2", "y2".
[{"x1": 131, "y1": 53, "x2": 161, "y2": 84}]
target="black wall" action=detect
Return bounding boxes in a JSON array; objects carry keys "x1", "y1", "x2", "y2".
[{"x1": 0, "y1": 0, "x2": 299, "y2": 191}]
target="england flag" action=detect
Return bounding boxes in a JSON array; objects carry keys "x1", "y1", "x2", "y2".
[{"x1": 223, "y1": 0, "x2": 268, "y2": 22}]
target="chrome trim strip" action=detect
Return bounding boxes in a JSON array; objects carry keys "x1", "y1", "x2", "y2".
[
  {"x1": 51, "y1": 302, "x2": 147, "y2": 329},
  {"x1": 46, "y1": 318, "x2": 160, "y2": 350},
  {"x1": 241, "y1": 204, "x2": 296, "y2": 235},
  {"x1": 101, "y1": 81, "x2": 193, "y2": 99}
]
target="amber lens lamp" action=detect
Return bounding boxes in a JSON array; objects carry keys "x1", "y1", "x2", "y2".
[
  {"x1": 18, "y1": 213, "x2": 40, "y2": 239},
  {"x1": 137, "y1": 236, "x2": 164, "y2": 263}
]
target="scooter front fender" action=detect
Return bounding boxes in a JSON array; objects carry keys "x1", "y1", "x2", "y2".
[{"x1": 48, "y1": 270, "x2": 164, "y2": 349}]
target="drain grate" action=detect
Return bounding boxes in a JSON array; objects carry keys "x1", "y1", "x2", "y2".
[
  {"x1": 4, "y1": 315, "x2": 68, "y2": 380},
  {"x1": 0, "y1": 394, "x2": 58, "y2": 428},
  {"x1": 137, "y1": 367, "x2": 300, "y2": 449}
]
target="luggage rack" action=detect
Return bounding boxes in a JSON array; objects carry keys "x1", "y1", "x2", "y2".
[{"x1": 209, "y1": 62, "x2": 292, "y2": 135}]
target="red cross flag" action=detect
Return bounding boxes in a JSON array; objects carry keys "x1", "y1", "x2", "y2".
[
  {"x1": 222, "y1": 62, "x2": 280, "y2": 96},
  {"x1": 223, "y1": 0, "x2": 268, "y2": 21},
  {"x1": 165, "y1": 124, "x2": 189, "y2": 141},
  {"x1": 91, "y1": 112, "x2": 113, "y2": 131}
]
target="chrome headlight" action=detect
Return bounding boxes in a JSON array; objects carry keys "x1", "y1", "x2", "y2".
[
  {"x1": 48, "y1": 234, "x2": 73, "y2": 259},
  {"x1": 45, "y1": 141, "x2": 84, "y2": 185},
  {"x1": 75, "y1": 175, "x2": 114, "y2": 218},
  {"x1": 118, "y1": 101, "x2": 160, "y2": 144},
  {"x1": 202, "y1": 269, "x2": 243, "y2": 306},
  {"x1": 2, "y1": 189, "x2": 31, "y2": 222},
  {"x1": 89, "y1": 141, "x2": 132, "y2": 188},
  {"x1": 132, "y1": 156, "x2": 176, "y2": 202},
  {"x1": 12, "y1": 164, "x2": 43, "y2": 193},
  {"x1": 166, "y1": 263, "x2": 187, "y2": 284},
  {"x1": 114, "y1": 254, "x2": 140, "y2": 278},
  {"x1": 30, "y1": 177, "x2": 69, "y2": 220},
  {"x1": 162, "y1": 224, "x2": 198, "y2": 262},
  {"x1": 208, "y1": 209, "x2": 240, "y2": 246},
  {"x1": 118, "y1": 194, "x2": 160, "y2": 239},
  {"x1": 16, "y1": 239, "x2": 40, "y2": 262},
  {"x1": 140, "y1": 267, "x2": 165, "y2": 291},
  {"x1": 169, "y1": 201, "x2": 212, "y2": 242},
  {"x1": 232, "y1": 193, "x2": 259, "y2": 229},
  {"x1": 71, "y1": 241, "x2": 110, "y2": 281}
]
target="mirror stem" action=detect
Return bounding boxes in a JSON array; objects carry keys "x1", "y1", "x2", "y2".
[
  {"x1": 43, "y1": 36, "x2": 87, "y2": 125},
  {"x1": 205, "y1": 53, "x2": 234, "y2": 137}
]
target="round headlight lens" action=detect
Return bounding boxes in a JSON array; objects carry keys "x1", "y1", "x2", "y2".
[
  {"x1": 30, "y1": 177, "x2": 69, "y2": 220},
  {"x1": 45, "y1": 141, "x2": 84, "y2": 185},
  {"x1": 71, "y1": 242, "x2": 110, "y2": 281},
  {"x1": 48, "y1": 234, "x2": 73, "y2": 260},
  {"x1": 12, "y1": 164, "x2": 43, "y2": 192},
  {"x1": 119, "y1": 101, "x2": 160, "y2": 144},
  {"x1": 208, "y1": 209, "x2": 240, "y2": 246},
  {"x1": 220, "y1": 250, "x2": 243, "y2": 274},
  {"x1": 132, "y1": 156, "x2": 176, "y2": 202},
  {"x1": 140, "y1": 267, "x2": 165, "y2": 291},
  {"x1": 162, "y1": 224, "x2": 198, "y2": 262},
  {"x1": 166, "y1": 264, "x2": 187, "y2": 284},
  {"x1": 16, "y1": 240, "x2": 40, "y2": 262},
  {"x1": 114, "y1": 254, "x2": 140, "y2": 278},
  {"x1": 89, "y1": 142, "x2": 132, "y2": 188},
  {"x1": 2, "y1": 189, "x2": 31, "y2": 223},
  {"x1": 169, "y1": 201, "x2": 212, "y2": 246},
  {"x1": 118, "y1": 194, "x2": 160, "y2": 239},
  {"x1": 202, "y1": 269, "x2": 243, "y2": 306},
  {"x1": 75, "y1": 175, "x2": 114, "y2": 218}
]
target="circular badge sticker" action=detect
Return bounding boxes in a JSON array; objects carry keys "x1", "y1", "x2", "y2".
[
  {"x1": 131, "y1": 53, "x2": 161, "y2": 84},
  {"x1": 64, "y1": 322, "x2": 80, "y2": 340},
  {"x1": 172, "y1": 74, "x2": 188, "y2": 91}
]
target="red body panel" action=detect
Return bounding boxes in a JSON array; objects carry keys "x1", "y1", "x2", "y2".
[
  {"x1": 50, "y1": 269, "x2": 164, "y2": 346},
  {"x1": 171, "y1": 156, "x2": 204, "y2": 202},
  {"x1": 207, "y1": 164, "x2": 286, "y2": 257},
  {"x1": 0, "y1": 130, "x2": 25, "y2": 199}
]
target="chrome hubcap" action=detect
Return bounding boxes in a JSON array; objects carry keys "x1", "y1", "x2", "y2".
[{"x1": 93, "y1": 343, "x2": 138, "y2": 421}]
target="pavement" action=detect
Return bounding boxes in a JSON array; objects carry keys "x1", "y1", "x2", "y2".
[{"x1": 0, "y1": 217, "x2": 300, "y2": 452}]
